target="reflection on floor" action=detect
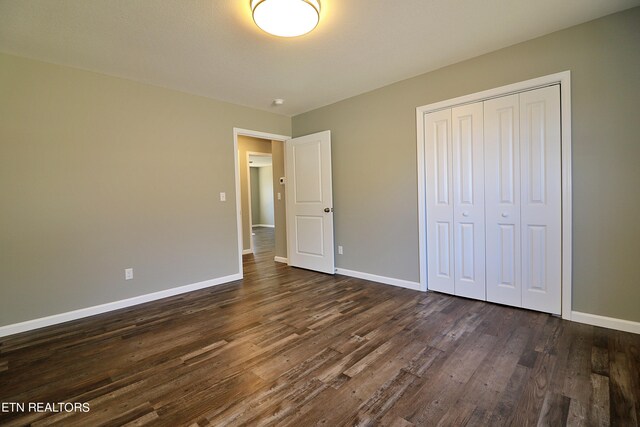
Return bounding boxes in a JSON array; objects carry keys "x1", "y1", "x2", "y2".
[{"x1": 251, "y1": 226, "x2": 274, "y2": 255}]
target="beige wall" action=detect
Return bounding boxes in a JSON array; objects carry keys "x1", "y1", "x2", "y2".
[
  {"x1": 292, "y1": 8, "x2": 640, "y2": 322},
  {"x1": 0, "y1": 53, "x2": 290, "y2": 327},
  {"x1": 238, "y1": 136, "x2": 271, "y2": 251},
  {"x1": 250, "y1": 167, "x2": 261, "y2": 224},
  {"x1": 271, "y1": 141, "x2": 287, "y2": 260}
]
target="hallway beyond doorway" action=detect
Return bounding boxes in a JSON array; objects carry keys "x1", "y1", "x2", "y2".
[{"x1": 251, "y1": 226, "x2": 275, "y2": 255}]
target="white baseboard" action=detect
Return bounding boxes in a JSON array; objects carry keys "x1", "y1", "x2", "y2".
[
  {"x1": 242, "y1": 249, "x2": 253, "y2": 255},
  {"x1": 335, "y1": 268, "x2": 421, "y2": 291},
  {"x1": 0, "y1": 273, "x2": 242, "y2": 339},
  {"x1": 571, "y1": 311, "x2": 640, "y2": 335},
  {"x1": 252, "y1": 224, "x2": 275, "y2": 228},
  {"x1": 274, "y1": 256, "x2": 288, "y2": 264}
]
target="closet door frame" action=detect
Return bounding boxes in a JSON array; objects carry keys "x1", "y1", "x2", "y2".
[{"x1": 416, "y1": 71, "x2": 572, "y2": 320}]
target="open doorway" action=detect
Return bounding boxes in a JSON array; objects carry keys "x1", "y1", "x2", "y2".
[
  {"x1": 234, "y1": 128, "x2": 289, "y2": 275},
  {"x1": 248, "y1": 153, "x2": 274, "y2": 254}
]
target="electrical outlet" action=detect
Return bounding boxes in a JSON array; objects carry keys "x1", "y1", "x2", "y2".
[
  {"x1": 277, "y1": 192, "x2": 281, "y2": 200},
  {"x1": 219, "y1": 192, "x2": 226, "y2": 202},
  {"x1": 125, "y1": 268, "x2": 133, "y2": 280},
  {"x1": 338, "y1": 246, "x2": 343, "y2": 255}
]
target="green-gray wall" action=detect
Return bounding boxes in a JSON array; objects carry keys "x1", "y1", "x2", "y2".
[
  {"x1": 271, "y1": 140, "x2": 288, "y2": 260},
  {"x1": 0, "y1": 53, "x2": 290, "y2": 327},
  {"x1": 292, "y1": 7, "x2": 640, "y2": 322}
]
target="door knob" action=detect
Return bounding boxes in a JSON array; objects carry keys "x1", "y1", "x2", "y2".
[
  {"x1": 501, "y1": 212, "x2": 509, "y2": 218},
  {"x1": 324, "y1": 208, "x2": 331, "y2": 213},
  {"x1": 462, "y1": 212, "x2": 469, "y2": 217}
]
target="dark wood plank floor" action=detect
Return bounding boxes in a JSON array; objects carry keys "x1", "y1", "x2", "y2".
[{"x1": 1, "y1": 227, "x2": 639, "y2": 426}]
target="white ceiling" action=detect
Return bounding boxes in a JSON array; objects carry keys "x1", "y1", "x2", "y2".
[{"x1": 0, "y1": 1, "x2": 637, "y2": 116}]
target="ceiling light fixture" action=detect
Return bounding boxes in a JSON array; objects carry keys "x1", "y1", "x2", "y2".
[{"x1": 251, "y1": 0, "x2": 320, "y2": 38}]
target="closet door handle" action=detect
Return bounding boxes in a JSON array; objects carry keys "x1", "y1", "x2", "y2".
[
  {"x1": 462, "y1": 212, "x2": 469, "y2": 217},
  {"x1": 501, "y1": 212, "x2": 509, "y2": 218}
]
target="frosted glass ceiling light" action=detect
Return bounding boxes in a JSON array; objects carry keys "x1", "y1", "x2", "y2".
[{"x1": 251, "y1": 0, "x2": 320, "y2": 37}]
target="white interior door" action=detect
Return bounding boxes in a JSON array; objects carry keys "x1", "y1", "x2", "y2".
[
  {"x1": 424, "y1": 109, "x2": 455, "y2": 294},
  {"x1": 452, "y1": 103, "x2": 485, "y2": 300},
  {"x1": 285, "y1": 130, "x2": 335, "y2": 274},
  {"x1": 520, "y1": 86, "x2": 562, "y2": 314},
  {"x1": 485, "y1": 94, "x2": 522, "y2": 307}
]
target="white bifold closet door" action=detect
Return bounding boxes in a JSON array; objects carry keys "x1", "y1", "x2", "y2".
[
  {"x1": 452, "y1": 103, "x2": 485, "y2": 300},
  {"x1": 426, "y1": 85, "x2": 561, "y2": 315},
  {"x1": 484, "y1": 86, "x2": 561, "y2": 314},
  {"x1": 425, "y1": 109, "x2": 455, "y2": 294},
  {"x1": 519, "y1": 86, "x2": 562, "y2": 314},
  {"x1": 484, "y1": 94, "x2": 522, "y2": 307},
  {"x1": 425, "y1": 104, "x2": 485, "y2": 299}
]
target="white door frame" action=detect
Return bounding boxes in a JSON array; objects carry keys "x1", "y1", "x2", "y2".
[
  {"x1": 246, "y1": 151, "x2": 273, "y2": 254},
  {"x1": 416, "y1": 71, "x2": 573, "y2": 320},
  {"x1": 233, "y1": 128, "x2": 290, "y2": 276}
]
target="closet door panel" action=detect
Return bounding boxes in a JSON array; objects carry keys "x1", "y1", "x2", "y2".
[
  {"x1": 520, "y1": 85, "x2": 561, "y2": 314},
  {"x1": 452, "y1": 103, "x2": 485, "y2": 300},
  {"x1": 484, "y1": 94, "x2": 521, "y2": 307},
  {"x1": 425, "y1": 109, "x2": 455, "y2": 294}
]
